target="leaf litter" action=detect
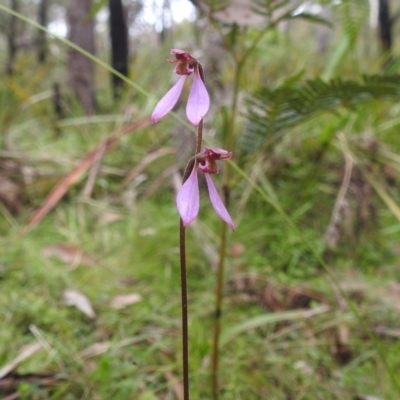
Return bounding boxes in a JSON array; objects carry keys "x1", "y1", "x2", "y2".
[{"x1": 63, "y1": 289, "x2": 96, "y2": 319}]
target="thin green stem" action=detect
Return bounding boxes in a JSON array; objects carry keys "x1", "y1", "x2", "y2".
[
  {"x1": 211, "y1": 58, "x2": 243, "y2": 400},
  {"x1": 242, "y1": 27, "x2": 270, "y2": 64},
  {"x1": 211, "y1": 218, "x2": 228, "y2": 400},
  {"x1": 208, "y1": 17, "x2": 279, "y2": 397},
  {"x1": 208, "y1": 17, "x2": 239, "y2": 64}
]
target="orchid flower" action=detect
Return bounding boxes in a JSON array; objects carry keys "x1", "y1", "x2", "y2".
[
  {"x1": 177, "y1": 148, "x2": 235, "y2": 231},
  {"x1": 151, "y1": 49, "x2": 210, "y2": 127}
]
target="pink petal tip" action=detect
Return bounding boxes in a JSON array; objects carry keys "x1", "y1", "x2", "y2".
[{"x1": 205, "y1": 173, "x2": 235, "y2": 231}]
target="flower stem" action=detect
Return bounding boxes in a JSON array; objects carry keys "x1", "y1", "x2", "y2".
[
  {"x1": 196, "y1": 119, "x2": 203, "y2": 154},
  {"x1": 179, "y1": 163, "x2": 193, "y2": 400},
  {"x1": 179, "y1": 218, "x2": 190, "y2": 400},
  {"x1": 178, "y1": 118, "x2": 204, "y2": 400}
]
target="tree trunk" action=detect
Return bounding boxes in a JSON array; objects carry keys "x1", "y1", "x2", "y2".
[
  {"x1": 109, "y1": 0, "x2": 129, "y2": 97},
  {"x1": 6, "y1": 0, "x2": 19, "y2": 75},
  {"x1": 67, "y1": 0, "x2": 96, "y2": 115},
  {"x1": 378, "y1": 0, "x2": 392, "y2": 52},
  {"x1": 53, "y1": 83, "x2": 64, "y2": 137},
  {"x1": 37, "y1": 0, "x2": 48, "y2": 63}
]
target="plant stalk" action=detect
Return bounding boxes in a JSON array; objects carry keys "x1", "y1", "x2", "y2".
[
  {"x1": 211, "y1": 60, "x2": 243, "y2": 400},
  {"x1": 179, "y1": 118, "x2": 204, "y2": 400},
  {"x1": 196, "y1": 119, "x2": 203, "y2": 154},
  {"x1": 179, "y1": 218, "x2": 189, "y2": 400}
]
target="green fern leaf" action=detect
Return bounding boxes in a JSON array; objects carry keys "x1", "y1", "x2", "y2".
[{"x1": 243, "y1": 74, "x2": 400, "y2": 152}]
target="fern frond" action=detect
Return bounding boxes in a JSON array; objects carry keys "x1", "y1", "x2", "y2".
[
  {"x1": 198, "y1": 0, "x2": 231, "y2": 13},
  {"x1": 334, "y1": 0, "x2": 369, "y2": 46},
  {"x1": 289, "y1": 12, "x2": 333, "y2": 27},
  {"x1": 243, "y1": 74, "x2": 400, "y2": 151},
  {"x1": 249, "y1": 0, "x2": 292, "y2": 18}
]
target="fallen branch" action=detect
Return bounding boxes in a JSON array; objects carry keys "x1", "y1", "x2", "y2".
[{"x1": 22, "y1": 117, "x2": 151, "y2": 233}]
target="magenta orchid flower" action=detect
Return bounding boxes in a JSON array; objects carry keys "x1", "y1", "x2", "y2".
[
  {"x1": 177, "y1": 148, "x2": 235, "y2": 231},
  {"x1": 151, "y1": 49, "x2": 210, "y2": 127}
]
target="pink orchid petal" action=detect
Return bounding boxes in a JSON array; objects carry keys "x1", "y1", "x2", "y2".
[
  {"x1": 205, "y1": 173, "x2": 235, "y2": 231},
  {"x1": 186, "y1": 71, "x2": 210, "y2": 126},
  {"x1": 176, "y1": 166, "x2": 200, "y2": 227},
  {"x1": 152, "y1": 75, "x2": 187, "y2": 124}
]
